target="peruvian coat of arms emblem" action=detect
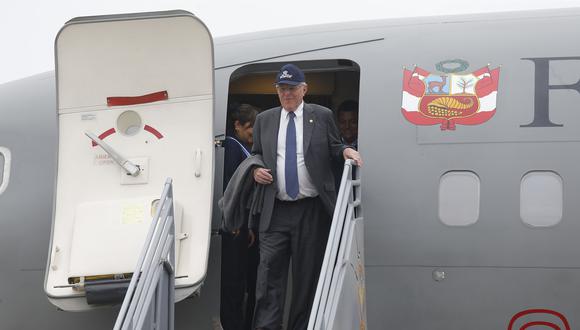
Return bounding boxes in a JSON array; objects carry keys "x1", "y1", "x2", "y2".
[{"x1": 401, "y1": 59, "x2": 501, "y2": 130}]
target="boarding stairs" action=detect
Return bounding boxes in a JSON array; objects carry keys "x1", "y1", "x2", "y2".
[
  {"x1": 113, "y1": 160, "x2": 365, "y2": 330},
  {"x1": 308, "y1": 159, "x2": 367, "y2": 330},
  {"x1": 113, "y1": 178, "x2": 176, "y2": 330}
]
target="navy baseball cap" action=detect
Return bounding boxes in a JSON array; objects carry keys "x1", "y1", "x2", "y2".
[{"x1": 275, "y1": 64, "x2": 305, "y2": 86}]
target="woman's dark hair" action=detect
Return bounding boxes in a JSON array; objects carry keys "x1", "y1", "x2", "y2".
[{"x1": 231, "y1": 103, "x2": 259, "y2": 126}]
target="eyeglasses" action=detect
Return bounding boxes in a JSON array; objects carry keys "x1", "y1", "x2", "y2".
[{"x1": 275, "y1": 84, "x2": 302, "y2": 93}]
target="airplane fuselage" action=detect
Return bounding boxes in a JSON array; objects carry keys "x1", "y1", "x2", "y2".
[{"x1": 1, "y1": 8, "x2": 580, "y2": 329}]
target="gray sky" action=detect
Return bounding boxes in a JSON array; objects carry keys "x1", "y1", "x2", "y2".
[{"x1": 2, "y1": 0, "x2": 580, "y2": 84}]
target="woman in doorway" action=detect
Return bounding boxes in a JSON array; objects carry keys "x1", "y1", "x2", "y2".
[{"x1": 221, "y1": 103, "x2": 260, "y2": 330}]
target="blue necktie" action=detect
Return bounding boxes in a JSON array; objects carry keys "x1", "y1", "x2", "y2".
[{"x1": 285, "y1": 112, "x2": 299, "y2": 199}]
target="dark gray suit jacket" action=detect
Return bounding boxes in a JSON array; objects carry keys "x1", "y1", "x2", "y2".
[
  {"x1": 251, "y1": 103, "x2": 347, "y2": 232},
  {"x1": 218, "y1": 155, "x2": 265, "y2": 232}
]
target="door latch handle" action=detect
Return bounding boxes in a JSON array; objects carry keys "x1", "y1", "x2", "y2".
[{"x1": 194, "y1": 149, "x2": 202, "y2": 177}]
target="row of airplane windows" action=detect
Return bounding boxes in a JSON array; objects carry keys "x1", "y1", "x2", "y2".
[
  {"x1": 0, "y1": 147, "x2": 562, "y2": 229},
  {"x1": 440, "y1": 171, "x2": 562, "y2": 227}
]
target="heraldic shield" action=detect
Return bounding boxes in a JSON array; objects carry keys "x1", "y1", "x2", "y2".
[{"x1": 401, "y1": 63, "x2": 501, "y2": 130}]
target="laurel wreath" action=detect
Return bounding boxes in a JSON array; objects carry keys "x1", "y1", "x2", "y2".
[{"x1": 436, "y1": 59, "x2": 469, "y2": 73}]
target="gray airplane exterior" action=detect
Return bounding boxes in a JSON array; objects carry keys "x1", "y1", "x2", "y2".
[{"x1": 1, "y1": 8, "x2": 580, "y2": 329}]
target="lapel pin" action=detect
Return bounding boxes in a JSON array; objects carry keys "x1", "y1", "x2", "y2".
[{"x1": 309, "y1": 119, "x2": 313, "y2": 123}]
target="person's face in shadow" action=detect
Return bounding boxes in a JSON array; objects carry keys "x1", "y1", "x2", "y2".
[
  {"x1": 338, "y1": 110, "x2": 358, "y2": 144},
  {"x1": 234, "y1": 120, "x2": 254, "y2": 146}
]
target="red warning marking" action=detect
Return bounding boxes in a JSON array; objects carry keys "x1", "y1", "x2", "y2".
[
  {"x1": 107, "y1": 90, "x2": 168, "y2": 107},
  {"x1": 91, "y1": 128, "x2": 116, "y2": 147},
  {"x1": 508, "y1": 309, "x2": 570, "y2": 330},
  {"x1": 144, "y1": 125, "x2": 164, "y2": 139},
  {"x1": 521, "y1": 321, "x2": 560, "y2": 330}
]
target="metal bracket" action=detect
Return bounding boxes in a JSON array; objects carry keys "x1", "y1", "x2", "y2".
[{"x1": 214, "y1": 134, "x2": 225, "y2": 148}]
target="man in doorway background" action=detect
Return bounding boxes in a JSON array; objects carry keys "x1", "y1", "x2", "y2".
[
  {"x1": 251, "y1": 63, "x2": 362, "y2": 329},
  {"x1": 337, "y1": 100, "x2": 359, "y2": 149}
]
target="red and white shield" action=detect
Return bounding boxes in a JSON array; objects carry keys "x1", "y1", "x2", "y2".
[{"x1": 401, "y1": 65, "x2": 500, "y2": 130}]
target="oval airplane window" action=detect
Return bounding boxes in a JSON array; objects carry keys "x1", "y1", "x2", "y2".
[
  {"x1": 0, "y1": 147, "x2": 11, "y2": 195},
  {"x1": 520, "y1": 171, "x2": 563, "y2": 227},
  {"x1": 117, "y1": 110, "x2": 142, "y2": 136},
  {"x1": 438, "y1": 171, "x2": 480, "y2": 226}
]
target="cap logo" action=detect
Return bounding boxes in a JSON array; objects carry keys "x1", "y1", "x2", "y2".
[{"x1": 280, "y1": 70, "x2": 293, "y2": 79}]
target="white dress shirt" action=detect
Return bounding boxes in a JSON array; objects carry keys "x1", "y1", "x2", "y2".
[{"x1": 276, "y1": 102, "x2": 318, "y2": 200}]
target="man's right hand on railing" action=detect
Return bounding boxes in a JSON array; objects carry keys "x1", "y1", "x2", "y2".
[{"x1": 343, "y1": 147, "x2": 363, "y2": 167}]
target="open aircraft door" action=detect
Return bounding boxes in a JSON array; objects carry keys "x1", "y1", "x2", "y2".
[{"x1": 44, "y1": 11, "x2": 214, "y2": 311}]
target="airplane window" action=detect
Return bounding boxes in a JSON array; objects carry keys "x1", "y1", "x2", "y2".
[
  {"x1": 0, "y1": 153, "x2": 3, "y2": 183},
  {"x1": 0, "y1": 147, "x2": 10, "y2": 195},
  {"x1": 520, "y1": 171, "x2": 563, "y2": 227},
  {"x1": 117, "y1": 110, "x2": 142, "y2": 136},
  {"x1": 438, "y1": 171, "x2": 480, "y2": 226}
]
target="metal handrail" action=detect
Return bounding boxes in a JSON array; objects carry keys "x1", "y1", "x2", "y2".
[
  {"x1": 308, "y1": 159, "x2": 365, "y2": 330},
  {"x1": 114, "y1": 178, "x2": 176, "y2": 330}
]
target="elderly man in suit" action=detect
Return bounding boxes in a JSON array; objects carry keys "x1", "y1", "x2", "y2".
[{"x1": 252, "y1": 63, "x2": 362, "y2": 330}]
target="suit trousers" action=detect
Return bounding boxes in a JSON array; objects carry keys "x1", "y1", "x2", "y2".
[
  {"x1": 221, "y1": 228, "x2": 260, "y2": 330},
  {"x1": 253, "y1": 197, "x2": 331, "y2": 330}
]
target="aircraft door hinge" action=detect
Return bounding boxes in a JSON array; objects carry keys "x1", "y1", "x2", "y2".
[{"x1": 214, "y1": 134, "x2": 225, "y2": 148}]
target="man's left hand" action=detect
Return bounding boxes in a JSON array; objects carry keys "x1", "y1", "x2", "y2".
[{"x1": 343, "y1": 147, "x2": 363, "y2": 166}]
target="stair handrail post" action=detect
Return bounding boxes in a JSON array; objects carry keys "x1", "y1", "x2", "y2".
[{"x1": 114, "y1": 178, "x2": 175, "y2": 330}]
